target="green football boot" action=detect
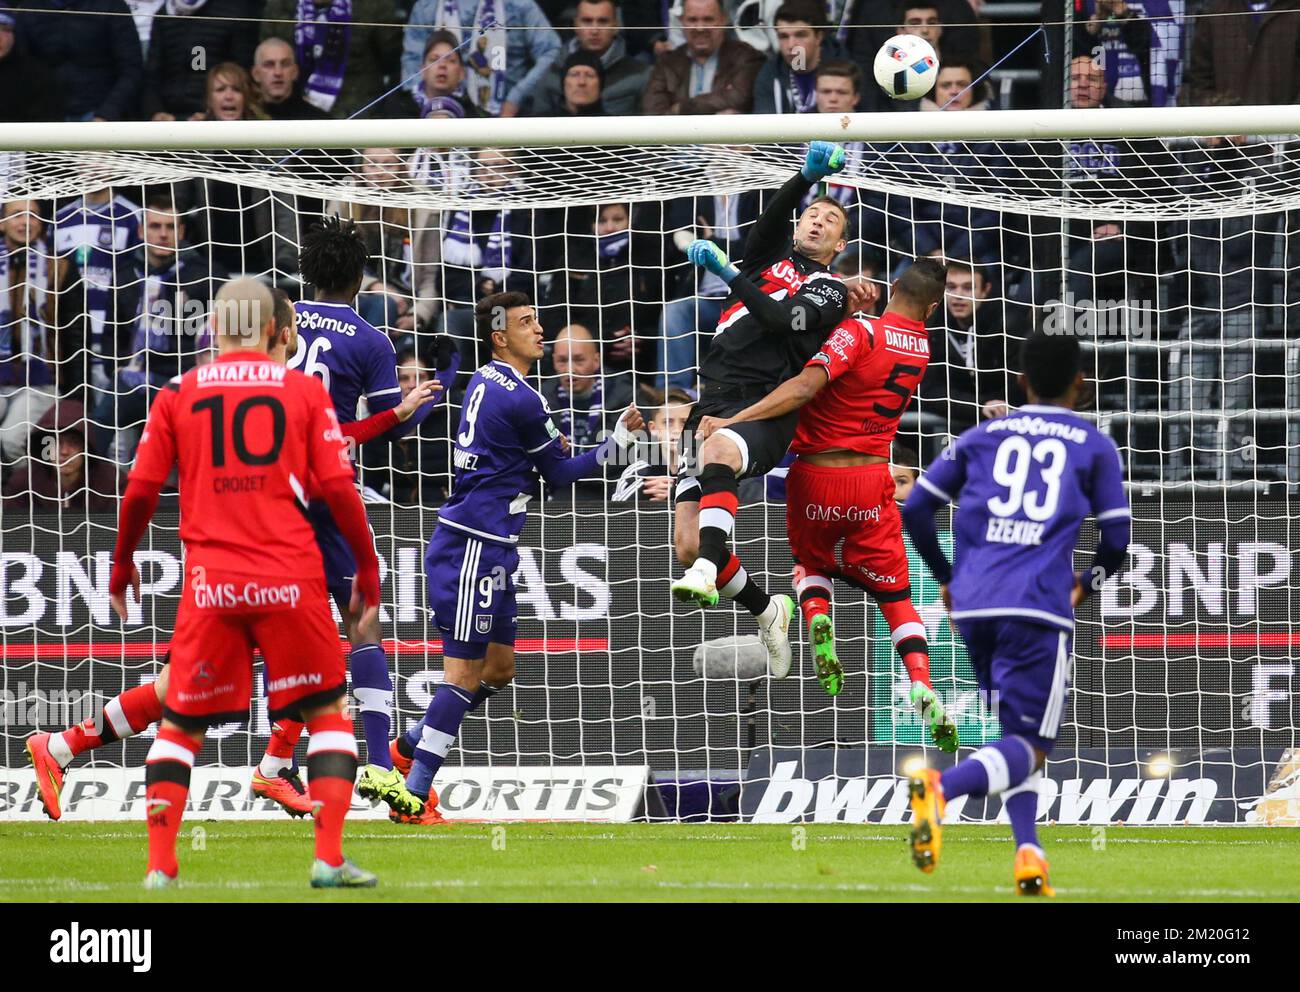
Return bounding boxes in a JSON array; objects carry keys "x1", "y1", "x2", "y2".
[
  {"x1": 807, "y1": 613, "x2": 843, "y2": 697},
  {"x1": 310, "y1": 858, "x2": 378, "y2": 889},
  {"x1": 356, "y1": 763, "x2": 423, "y2": 817},
  {"x1": 910, "y1": 682, "x2": 959, "y2": 753}
]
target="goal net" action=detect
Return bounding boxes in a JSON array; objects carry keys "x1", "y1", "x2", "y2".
[{"x1": 0, "y1": 110, "x2": 1297, "y2": 824}]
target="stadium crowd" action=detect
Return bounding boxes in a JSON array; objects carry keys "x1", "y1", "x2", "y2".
[{"x1": 0, "y1": 0, "x2": 1296, "y2": 514}]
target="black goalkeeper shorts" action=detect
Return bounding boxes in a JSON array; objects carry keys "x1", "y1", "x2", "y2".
[{"x1": 674, "y1": 387, "x2": 799, "y2": 502}]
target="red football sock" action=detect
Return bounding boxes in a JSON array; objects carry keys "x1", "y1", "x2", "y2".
[
  {"x1": 60, "y1": 681, "x2": 164, "y2": 762},
  {"x1": 266, "y1": 719, "x2": 305, "y2": 759},
  {"x1": 878, "y1": 597, "x2": 932, "y2": 688},
  {"x1": 144, "y1": 726, "x2": 201, "y2": 878},
  {"x1": 305, "y1": 713, "x2": 358, "y2": 868},
  {"x1": 794, "y1": 571, "x2": 834, "y2": 628}
]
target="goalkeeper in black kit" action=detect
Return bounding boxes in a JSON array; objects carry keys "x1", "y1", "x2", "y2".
[{"x1": 671, "y1": 141, "x2": 854, "y2": 676}]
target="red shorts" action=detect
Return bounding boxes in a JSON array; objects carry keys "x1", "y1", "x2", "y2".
[
  {"x1": 785, "y1": 459, "x2": 911, "y2": 598},
  {"x1": 165, "y1": 569, "x2": 346, "y2": 727}
]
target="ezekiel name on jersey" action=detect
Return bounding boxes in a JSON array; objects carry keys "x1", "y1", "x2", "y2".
[
  {"x1": 916, "y1": 405, "x2": 1131, "y2": 631},
  {"x1": 700, "y1": 172, "x2": 849, "y2": 390},
  {"x1": 793, "y1": 311, "x2": 931, "y2": 458}
]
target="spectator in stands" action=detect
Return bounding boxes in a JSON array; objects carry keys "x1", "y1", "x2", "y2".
[
  {"x1": 920, "y1": 258, "x2": 1024, "y2": 433},
  {"x1": 657, "y1": 185, "x2": 763, "y2": 390},
  {"x1": 260, "y1": 0, "x2": 403, "y2": 119},
  {"x1": 529, "y1": 0, "x2": 649, "y2": 116},
  {"x1": 814, "y1": 58, "x2": 863, "y2": 115},
  {"x1": 752, "y1": 0, "x2": 851, "y2": 115},
  {"x1": 0, "y1": 199, "x2": 83, "y2": 465},
  {"x1": 611, "y1": 385, "x2": 694, "y2": 501},
  {"x1": 143, "y1": 0, "x2": 259, "y2": 121},
  {"x1": 325, "y1": 148, "x2": 441, "y2": 339},
  {"x1": 401, "y1": 0, "x2": 562, "y2": 118},
  {"x1": 252, "y1": 36, "x2": 332, "y2": 120},
  {"x1": 0, "y1": 6, "x2": 62, "y2": 121},
  {"x1": 169, "y1": 65, "x2": 300, "y2": 276},
  {"x1": 386, "y1": 30, "x2": 482, "y2": 117},
  {"x1": 2, "y1": 399, "x2": 119, "y2": 513},
  {"x1": 890, "y1": 441, "x2": 920, "y2": 502},
  {"x1": 93, "y1": 196, "x2": 224, "y2": 463},
  {"x1": 1057, "y1": 54, "x2": 1166, "y2": 329},
  {"x1": 1169, "y1": 130, "x2": 1278, "y2": 479},
  {"x1": 1076, "y1": 0, "x2": 1173, "y2": 108},
  {"x1": 195, "y1": 62, "x2": 268, "y2": 121},
  {"x1": 552, "y1": 50, "x2": 607, "y2": 116},
  {"x1": 52, "y1": 188, "x2": 141, "y2": 398},
  {"x1": 547, "y1": 201, "x2": 661, "y2": 375},
  {"x1": 361, "y1": 345, "x2": 452, "y2": 503},
  {"x1": 1183, "y1": 0, "x2": 1300, "y2": 107},
  {"x1": 831, "y1": 248, "x2": 884, "y2": 317},
  {"x1": 543, "y1": 322, "x2": 632, "y2": 497},
  {"x1": 642, "y1": 0, "x2": 764, "y2": 115},
  {"x1": 125, "y1": 0, "x2": 163, "y2": 56},
  {"x1": 921, "y1": 56, "x2": 995, "y2": 112},
  {"x1": 888, "y1": 61, "x2": 1004, "y2": 266},
  {"x1": 438, "y1": 147, "x2": 538, "y2": 360},
  {"x1": 13, "y1": 0, "x2": 142, "y2": 121}
]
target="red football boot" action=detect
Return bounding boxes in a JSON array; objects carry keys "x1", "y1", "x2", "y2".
[
  {"x1": 389, "y1": 788, "x2": 446, "y2": 824},
  {"x1": 251, "y1": 768, "x2": 313, "y2": 817},
  {"x1": 389, "y1": 738, "x2": 412, "y2": 777},
  {"x1": 26, "y1": 733, "x2": 65, "y2": 821}
]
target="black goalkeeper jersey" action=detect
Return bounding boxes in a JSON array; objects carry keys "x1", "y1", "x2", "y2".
[{"x1": 699, "y1": 171, "x2": 848, "y2": 391}]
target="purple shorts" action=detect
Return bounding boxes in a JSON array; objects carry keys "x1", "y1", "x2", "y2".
[{"x1": 954, "y1": 617, "x2": 1073, "y2": 753}]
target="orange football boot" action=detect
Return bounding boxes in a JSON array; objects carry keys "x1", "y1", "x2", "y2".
[
  {"x1": 251, "y1": 768, "x2": 313, "y2": 817},
  {"x1": 389, "y1": 738, "x2": 412, "y2": 777},
  {"x1": 1014, "y1": 844, "x2": 1056, "y2": 897},
  {"x1": 907, "y1": 767, "x2": 946, "y2": 873},
  {"x1": 389, "y1": 787, "x2": 446, "y2": 824},
  {"x1": 26, "y1": 733, "x2": 65, "y2": 821}
]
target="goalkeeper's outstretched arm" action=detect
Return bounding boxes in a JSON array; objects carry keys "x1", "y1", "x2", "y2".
[
  {"x1": 688, "y1": 238, "x2": 847, "y2": 337},
  {"x1": 739, "y1": 141, "x2": 846, "y2": 266}
]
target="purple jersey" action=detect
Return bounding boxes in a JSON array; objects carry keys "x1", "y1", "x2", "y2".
[
  {"x1": 916, "y1": 404, "x2": 1130, "y2": 631},
  {"x1": 287, "y1": 300, "x2": 401, "y2": 425},
  {"x1": 437, "y1": 360, "x2": 565, "y2": 544}
]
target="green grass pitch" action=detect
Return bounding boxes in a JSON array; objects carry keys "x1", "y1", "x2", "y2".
[{"x1": 1, "y1": 822, "x2": 1297, "y2": 902}]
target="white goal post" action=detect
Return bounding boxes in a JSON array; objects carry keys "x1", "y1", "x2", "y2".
[{"x1": 0, "y1": 107, "x2": 1297, "y2": 825}]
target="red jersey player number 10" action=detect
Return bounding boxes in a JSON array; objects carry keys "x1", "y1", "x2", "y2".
[{"x1": 108, "y1": 350, "x2": 379, "y2": 727}]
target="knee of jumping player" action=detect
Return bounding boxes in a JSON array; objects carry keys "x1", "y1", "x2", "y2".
[{"x1": 699, "y1": 433, "x2": 743, "y2": 474}]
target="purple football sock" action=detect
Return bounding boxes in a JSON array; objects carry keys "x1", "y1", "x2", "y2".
[
  {"x1": 940, "y1": 735, "x2": 1035, "y2": 799},
  {"x1": 1003, "y1": 774, "x2": 1041, "y2": 848},
  {"x1": 407, "y1": 683, "x2": 475, "y2": 799}
]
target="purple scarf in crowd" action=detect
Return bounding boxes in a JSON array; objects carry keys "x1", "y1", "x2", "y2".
[{"x1": 296, "y1": 0, "x2": 352, "y2": 113}]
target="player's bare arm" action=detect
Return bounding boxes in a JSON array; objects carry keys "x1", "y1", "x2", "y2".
[{"x1": 698, "y1": 366, "x2": 829, "y2": 440}]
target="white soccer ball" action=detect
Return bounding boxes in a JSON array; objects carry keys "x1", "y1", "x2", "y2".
[{"x1": 873, "y1": 34, "x2": 940, "y2": 101}]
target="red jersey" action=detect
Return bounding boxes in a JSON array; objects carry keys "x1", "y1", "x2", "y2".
[
  {"x1": 790, "y1": 311, "x2": 931, "y2": 458},
  {"x1": 129, "y1": 350, "x2": 355, "y2": 578}
]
